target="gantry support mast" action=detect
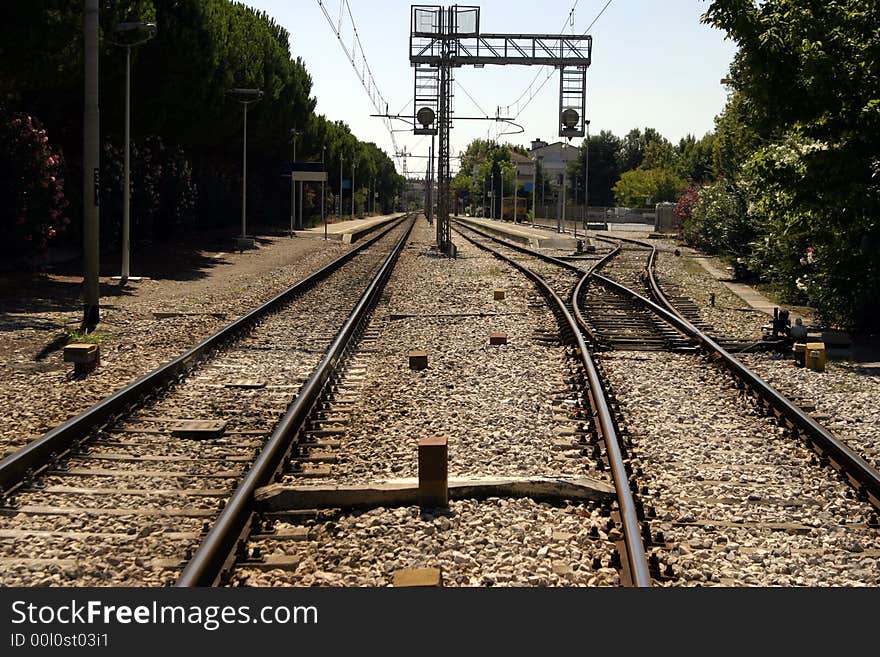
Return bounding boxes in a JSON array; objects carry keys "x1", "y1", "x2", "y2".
[{"x1": 409, "y1": 5, "x2": 592, "y2": 255}]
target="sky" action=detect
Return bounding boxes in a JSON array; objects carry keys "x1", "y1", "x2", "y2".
[{"x1": 241, "y1": 1, "x2": 737, "y2": 177}]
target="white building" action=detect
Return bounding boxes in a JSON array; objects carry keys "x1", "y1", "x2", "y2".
[{"x1": 528, "y1": 138, "x2": 580, "y2": 183}]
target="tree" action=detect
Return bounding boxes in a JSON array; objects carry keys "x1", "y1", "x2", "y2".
[
  {"x1": 703, "y1": 0, "x2": 880, "y2": 329},
  {"x1": 675, "y1": 132, "x2": 716, "y2": 182},
  {"x1": 612, "y1": 168, "x2": 685, "y2": 208},
  {"x1": 566, "y1": 130, "x2": 621, "y2": 207},
  {"x1": 618, "y1": 127, "x2": 668, "y2": 172}
]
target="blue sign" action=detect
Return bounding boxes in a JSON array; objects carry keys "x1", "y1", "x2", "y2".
[
  {"x1": 523, "y1": 182, "x2": 534, "y2": 192},
  {"x1": 341, "y1": 179, "x2": 351, "y2": 190}
]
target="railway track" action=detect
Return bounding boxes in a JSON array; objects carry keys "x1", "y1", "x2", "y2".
[
  {"x1": 452, "y1": 218, "x2": 880, "y2": 585},
  {"x1": 0, "y1": 215, "x2": 415, "y2": 586},
  {"x1": 230, "y1": 218, "x2": 629, "y2": 587},
  {"x1": 453, "y1": 220, "x2": 653, "y2": 587}
]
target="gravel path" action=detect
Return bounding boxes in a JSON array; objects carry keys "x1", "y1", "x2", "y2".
[
  {"x1": 740, "y1": 353, "x2": 880, "y2": 473},
  {"x1": 601, "y1": 350, "x2": 880, "y2": 586}
]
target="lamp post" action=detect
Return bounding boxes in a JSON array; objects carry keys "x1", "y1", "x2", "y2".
[
  {"x1": 82, "y1": 0, "x2": 100, "y2": 331},
  {"x1": 227, "y1": 88, "x2": 263, "y2": 242},
  {"x1": 111, "y1": 21, "x2": 156, "y2": 285},
  {"x1": 584, "y1": 120, "x2": 591, "y2": 232},
  {"x1": 289, "y1": 127, "x2": 299, "y2": 235},
  {"x1": 339, "y1": 154, "x2": 344, "y2": 221},
  {"x1": 350, "y1": 159, "x2": 355, "y2": 220}
]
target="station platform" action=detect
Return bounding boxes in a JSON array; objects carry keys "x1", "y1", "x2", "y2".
[
  {"x1": 453, "y1": 216, "x2": 580, "y2": 249},
  {"x1": 294, "y1": 214, "x2": 403, "y2": 244}
]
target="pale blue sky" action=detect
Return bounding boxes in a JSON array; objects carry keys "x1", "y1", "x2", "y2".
[{"x1": 242, "y1": 1, "x2": 736, "y2": 176}]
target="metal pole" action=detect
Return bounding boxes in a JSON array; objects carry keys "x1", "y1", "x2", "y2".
[
  {"x1": 490, "y1": 170, "x2": 495, "y2": 220},
  {"x1": 290, "y1": 129, "x2": 296, "y2": 235},
  {"x1": 241, "y1": 102, "x2": 247, "y2": 238},
  {"x1": 351, "y1": 160, "x2": 355, "y2": 221},
  {"x1": 574, "y1": 176, "x2": 578, "y2": 239},
  {"x1": 82, "y1": 0, "x2": 100, "y2": 331},
  {"x1": 339, "y1": 155, "x2": 343, "y2": 221},
  {"x1": 322, "y1": 147, "x2": 326, "y2": 240},
  {"x1": 513, "y1": 170, "x2": 518, "y2": 224},
  {"x1": 297, "y1": 179, "x2": 302, "y2": 231},
  {"x1": 585, "y1": 124, "x2": 590, "y2": 231},
  {"x1": 120, "y1": 45, "x2": 131, "y2": 284},
  {"x1": 532, "y1": 157, "x2": 537, "y2": 226},
  {"x1": 560, "y1": 170, "x2": 566, "y2": 233}
]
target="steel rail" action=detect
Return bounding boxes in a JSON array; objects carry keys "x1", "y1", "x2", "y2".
[
  {"x1": 0, "y1": 215, "x2": 410, "y2": 494},
  {"x1": 452, "y1": 222, "x2": 652, "y2": 587},
  {"x1": 601, "y1": 237, "x2": 880, "y2": 507},
  {"x1": 177, "y1": 217, "x2": 416, "y2": 586}
]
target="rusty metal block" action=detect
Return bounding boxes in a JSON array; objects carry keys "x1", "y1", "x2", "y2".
[
  {"x1": 494, "y1": 288, "x2": 506, "y2": 300},
  {"x1": 489, "y1": 332, "x2": 508, "y2": 345},
  {"x1": 418, "y1": 437, "x2": 448, "y2": 508},
  {"x1": 409, "y1": 350, "x2": 428, "y2": 370}
]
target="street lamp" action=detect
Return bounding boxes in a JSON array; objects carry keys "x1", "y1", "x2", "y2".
[
  {"x1": 227, "y1": 88, "x2": 264, "y2": 243},
  {"x1": 322, "y1": 145, "x2": 327, "y2": 240},
  {"x1": 111, "y1": 21, "x2": 156, "y2": 285},
  {"x1": 339, "y1": 154, "x2": 344, "y2": 222},
  {"x1": 289, "y1": 127, "x2": 299, "y2": 235},
  {"x1": 584, "y1": 120, "x2": 591, "y2": 232},
  {"x1": 351, "y1": 157, "x2": 358, "y2": 221}
]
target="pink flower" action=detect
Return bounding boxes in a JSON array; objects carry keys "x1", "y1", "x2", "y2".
[{"x1": 47, "y1": 229, "x2": 57, "y2": 238}]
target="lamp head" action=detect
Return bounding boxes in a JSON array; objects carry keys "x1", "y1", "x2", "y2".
[{"x1": 561, "y1": 109, "x2": 579, "y2": 130}]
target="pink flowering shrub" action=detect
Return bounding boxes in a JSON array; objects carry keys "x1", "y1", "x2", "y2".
[{"x1": 0, "y1": 109, "x2": 69, "y2": 255}]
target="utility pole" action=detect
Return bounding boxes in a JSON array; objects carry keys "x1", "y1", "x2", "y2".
[
  {"x1": 339, "y1": 154, "x2": 344, "y2": 221},
  {"x1": 513, "y1": 167, "x2": 519, "y2": 224},
  {"x1": 112, "y1": 21, "x2": 155, "y2": 285},
  {"x1": 82, "y1": 0, "x2": 100, "y2": 331},
  {"x1": 531, "y1": 156, "x2": 537, "y2": 226},
  {"x1": 290, "y1": 127, "x2": 298, "y2": 234},
  {"x1": 351, "y1": 158, "x2": 356, "y2": 221},
  {"x1": 584, "y1": 120, "x2": 591, "y2": 231}
]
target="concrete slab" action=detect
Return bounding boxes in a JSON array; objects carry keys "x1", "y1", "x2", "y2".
[
  {"x1": 254, "y1": 475, "x2": 615, "y2": 511},
  {"x1": 294, "y1": 214, "x2": 402, "y2": 243},
  {"x1": 455, "y1": 216, "x2": 579, "y2": 249}
]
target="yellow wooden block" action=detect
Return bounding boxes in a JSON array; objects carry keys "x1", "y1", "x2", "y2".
[
  {"x1": 805, "y1": 342, "x2": 826, "y2": 372},
  {"x1": 393, "y1": 568, "x2": 443, "y2": 587}
]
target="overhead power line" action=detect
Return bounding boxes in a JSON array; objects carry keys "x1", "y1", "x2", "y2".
[
  {"x1": 506, "y1": 0, "x2": 614, "y2": 121},
  {"x1": 316, "y1": 0, "x2": 401, "y2": 164}
]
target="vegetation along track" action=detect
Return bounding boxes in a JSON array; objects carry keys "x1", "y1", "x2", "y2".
[
  {"x1": 0, "y1": 215, "x2": 415, "y2": 586},
  {"x1": 453, "y1": 219, "x2": 880, "y2": 585}
]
